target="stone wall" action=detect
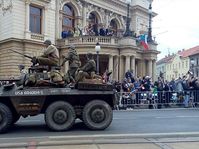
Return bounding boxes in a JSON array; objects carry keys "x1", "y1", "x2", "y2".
[{"x1": 0, "y1": 39, "x2": 44, "y2": 78}]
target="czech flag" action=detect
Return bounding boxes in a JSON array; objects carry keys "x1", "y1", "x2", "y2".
[{"x1": 139, "y1": 34, "x2": 149, "y2": 50}]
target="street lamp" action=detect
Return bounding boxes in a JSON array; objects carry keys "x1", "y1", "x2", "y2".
[
  {"x1": 123, "y1": 0, "x2": 132, "y2": 37},
  {"x1": 95, "y1": 42, "x2": 101, "y2": 74},
  {"x1": 147, "y1": 0, "x2": 153, "y2": 43}
]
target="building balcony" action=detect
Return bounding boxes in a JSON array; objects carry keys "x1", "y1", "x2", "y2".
[{"x1": 57, "y1": 36, "x2": 138, "y2": 48}]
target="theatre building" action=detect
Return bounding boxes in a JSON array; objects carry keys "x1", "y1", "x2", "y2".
[{"x1": 0, "y1": 0, "x2": 159, "y2": 81}]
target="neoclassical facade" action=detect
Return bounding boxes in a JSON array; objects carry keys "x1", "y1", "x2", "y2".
[{"x1": 0, "y1": 0, "x2": 159, "y2": 81}]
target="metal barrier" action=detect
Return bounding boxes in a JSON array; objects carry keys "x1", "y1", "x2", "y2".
[{"x1": 115, "y1": 90, "x2": 199, "y2": 110}]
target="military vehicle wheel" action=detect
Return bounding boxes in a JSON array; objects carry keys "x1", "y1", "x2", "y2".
[
  {"x1": 82, "y1": 100, "x2": 113, "y2": 130},
  {"x1": 12, "y1": 113, "x2": 20, "y2": 124},
  {"x1": 0, "y1": 103, "x2": 13, "y2": 133},
  {"x1": 45, "y1": 101, "x2": 76, "y2": 131}
]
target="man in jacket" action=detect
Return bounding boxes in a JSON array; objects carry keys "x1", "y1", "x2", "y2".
[{"x1": 32, "y1": 40, "x2": 59, "y2": 66}]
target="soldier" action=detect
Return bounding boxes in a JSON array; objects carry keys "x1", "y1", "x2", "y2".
[
  {"x1": 31, "y1": 40, "x2": 59, "y2": 66},
  {"x1": 28, "y1": 40, "x2": 62, "y2": 86},
  {"x1": 62, "y1": 45, "x2": 81, "y2": 83},
  {"x1": 75, "y1": 52, "x2": 98, "y2": 82},
  {"x1": 18, "y1": 64, "x2": 27, "y2": 74}
]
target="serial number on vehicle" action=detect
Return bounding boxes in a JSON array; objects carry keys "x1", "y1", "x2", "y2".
[{"x1": 15, "y1": 90, "x2": 43, "y2": 95}]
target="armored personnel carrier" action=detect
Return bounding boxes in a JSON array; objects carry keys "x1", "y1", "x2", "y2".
[{"x1": 0, "y1": 64, "x2": 118, "y2": 133}]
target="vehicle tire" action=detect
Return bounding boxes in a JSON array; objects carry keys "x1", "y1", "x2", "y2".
[
  {"x1": 0, "y1": 103, "x2": 13, "y2": 133},
  {"x1": 45, "y1": 101, "x2": 76, "y2": 131},
  {"x1": 82, "y1": 100, "x2": 113, "y2": 130},
  {"x1": 12, "y1": 113, "x2": 20, "y2": 124}
]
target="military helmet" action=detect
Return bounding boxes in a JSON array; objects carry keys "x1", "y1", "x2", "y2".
[
  {"x1": 44, "y1": 39, "x2": 52, "y2": 45},
  {"x1": 86, "y1": 52, "x2": 93, "y2": 59},
  {"x1": 18, "y1": 64, "x2": 25, "y2": 70}
]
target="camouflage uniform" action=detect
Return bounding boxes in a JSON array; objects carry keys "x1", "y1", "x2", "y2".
[
  {"x1": 62, "y1": 45, "x2": 81, "y2": 83},
  {"x1": 75, "y1": 53, "x2": 96, "y2": 82},
  {"x1": 37, "y1": 40, "x2": 59, "y2": 66}
]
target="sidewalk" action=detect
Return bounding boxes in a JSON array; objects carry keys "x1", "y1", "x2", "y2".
[{"x1": 2, "y1": 138, "x2": 199, "y2": 149}]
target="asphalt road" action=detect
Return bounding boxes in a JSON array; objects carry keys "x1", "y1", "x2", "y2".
[{"x1": 1, "y1": 109, "x2": 199, "y2": 144}]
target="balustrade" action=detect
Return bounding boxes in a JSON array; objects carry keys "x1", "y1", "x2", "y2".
[{"x1": 63, "y1": 36, "x2": 118, "y2": 45}]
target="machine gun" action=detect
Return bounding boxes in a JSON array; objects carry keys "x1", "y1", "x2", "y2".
[{"x1": 9, "y1": 49, "x2": 37, "y2": 66}]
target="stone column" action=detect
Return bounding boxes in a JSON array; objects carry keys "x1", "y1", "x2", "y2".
[
  {"x1": 59, "y1": 15, "x2": 63, "y2": 38},
  {"x1": 113, "y1": 56, "x2": 119, "y2": 81},
  {"x1": 125, "y1": 55, "x2": 130, "y2": 73},
  {"x1": 136, "y1": 60, "x2": 140, "y2": 77},
  {"x1": 131, "y1": 56, "x2": 135, "y2": 73},
  {"x1": 119, "y1": 56, "x2": 124, "y2": 81},
  {"x1": 148, "y1": 60, "x2": 153, "y2": 77},
  {"x1": 55, "y1": 3, "x2": 60, "y2": 39},
  {"x1": 137, "y1": 59, "x2": 145, "y2": 77},
  {"x1": 82, "y1": 2, "x2": 87, "y2": 28},
  {"x1": 25, "y1": 1, "x2": 30, "y2": 38},
  {"x1": 105, "y1": 11, "x2": 109, "y2": 28},
  {"x1": 152, "y1": 60, "x2": 157, "y2": 81}
]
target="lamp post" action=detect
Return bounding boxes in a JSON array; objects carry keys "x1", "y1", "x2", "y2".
[
  {"x1": 95, "y1": 42, "x2": 101, "y2": 75},
  {"x1": 123, "y1": 0, "x2": 132, "y2": 37},
  {"x1": 147, "y1": 0, "x2": 153, "y2": 43}
]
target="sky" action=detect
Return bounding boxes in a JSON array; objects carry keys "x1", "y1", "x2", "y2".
[{"x1": 152, "y1": 0, "x2": 199, "y2": 60}]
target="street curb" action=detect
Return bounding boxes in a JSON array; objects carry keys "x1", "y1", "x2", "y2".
[{"x1": 115, "y1": 107, "x2": 199, "y2": 112}]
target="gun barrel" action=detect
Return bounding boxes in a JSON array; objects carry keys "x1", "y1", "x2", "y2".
[{"x1": 9, "y1": 49, "x2": 33, "y2": 59}]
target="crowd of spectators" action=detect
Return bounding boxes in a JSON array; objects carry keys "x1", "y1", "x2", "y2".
[
  {"x1": 117, "y1": 70, "x2": 199, "y2": 108},
  {"x1": 61, "y1": 23, "x2": 117, "y2": 38}
]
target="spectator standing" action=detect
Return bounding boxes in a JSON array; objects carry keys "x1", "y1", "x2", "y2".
[
  {"x1": 99, "y1": 25, "x2": 106, "y2": 36},
  {"x1": 93, "y1": 23, "x2": 99, "y2": 36}
]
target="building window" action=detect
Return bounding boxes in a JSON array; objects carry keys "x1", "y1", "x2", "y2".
[
  {"x1": 88, "y1": 12, "x2": 98, "y2": 25},
  {"x1": 62, "y1": 4, "x2": 75, "y2": 32},
  {"x1": 30, "y1": 5, "x2": 42, "y2": 34},
  {"x1": 110, "y1": 19, "x2": 118, "y2": 36}
]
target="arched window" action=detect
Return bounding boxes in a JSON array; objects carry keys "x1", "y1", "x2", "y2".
[
  {"x1": 110, "y1": 20, "x2": 118, "y2": 36},
  {"x1": 88, "y1": 12, "x2": 98, "y2": 25},
  {"x1": 62, "y1": 4, "x2": 75, "y2": 32}
]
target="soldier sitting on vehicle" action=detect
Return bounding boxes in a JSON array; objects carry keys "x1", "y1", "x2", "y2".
[
  {"x1": 31, "y1": 39, "x2": 59, "y2": 67},
  {"x1": 75, "y1": 52, "x2": 102, "y2": 82},
  {"x1": 26, "y1": 40, "x2": 63, "y2": 86}
]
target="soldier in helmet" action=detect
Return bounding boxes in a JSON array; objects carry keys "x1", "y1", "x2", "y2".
[
  {"x1": 80, "y1": 52, "x2": 96, "y2": 74},
  {"x1": 62, "y1": 45, "x2": 81, "y2": 83},
  {"x1": 75, "y1": 52, "x2": 97, "y2": 82},
  {"x1": 31, "y1": 39, "x2": 59, "y2": 66}
]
